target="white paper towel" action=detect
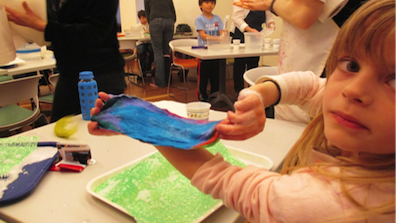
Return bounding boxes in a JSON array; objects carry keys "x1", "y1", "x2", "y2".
[
  {"x1": 0, "y1": 5, "x2": 16, "y2": 65},
  {"x1": 0, "y1": 0, "x2": 49, "y2": 47}
]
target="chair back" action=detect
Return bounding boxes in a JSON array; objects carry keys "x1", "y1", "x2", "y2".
[
  {"x1": 169, "y1": 39, "x2": 198, "y2": 59},
  {"x1": 0, "y1": 75, "x2": 44, "y2": 132},
  {"x1": 243, "y1": 66, "x2": 278, "y2": 86},
  {"x1": 0, "y1": 75, "x2": 42, "y2": 107},
  {"x1": 49, "y1": 73, "x2": 59, "y2": 87},
  {"x1": 169, "y1": 39, "x2": 199, "y2": 68}
]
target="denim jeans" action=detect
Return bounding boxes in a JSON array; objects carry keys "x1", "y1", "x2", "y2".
[
  {"x1": 136, "y1": 43, "x2": 154, "y2": 72},
  {"x1": 149, "y1": 18, "x2": 174, "y2": 87}
]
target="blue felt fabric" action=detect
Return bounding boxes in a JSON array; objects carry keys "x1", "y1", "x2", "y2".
[{"x1": 91, "y1": 95, "x2": 222, "y2": 150}]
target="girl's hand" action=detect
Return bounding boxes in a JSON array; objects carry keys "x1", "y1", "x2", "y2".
[
  {"x1": 216, "y1": 93, "x2": 266, "y2": 140},
  {"x1": 5, "y1": 1, "x2": 46, "y2": 32},
  {"x1": 87, "y1": 92, "x2": 120, "y2": 136}
]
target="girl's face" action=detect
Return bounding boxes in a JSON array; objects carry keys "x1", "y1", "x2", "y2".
[
  {"x1": 323, "y1": 34, "x2": 395, "y2": 155},
  {"x1": 200, "y1": 1, "x2": 215, "y2": 14}
]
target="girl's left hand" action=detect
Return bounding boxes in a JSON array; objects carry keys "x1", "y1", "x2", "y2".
[{"x1": 216, "y1": 93, "x2": 266, "y2": 140}]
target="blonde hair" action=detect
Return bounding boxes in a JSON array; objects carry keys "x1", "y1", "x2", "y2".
[{"x1": 281, "y1": 0, "x2": 395, "y2": 221}]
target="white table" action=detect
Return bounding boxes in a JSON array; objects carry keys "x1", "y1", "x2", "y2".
[
  {"x1": 118, "y1": 34, "x2": 196, "y2": 49},
  {"x1": 0, "y1": 51, "x2": 56, "y2": 77},
  {"x1": 173, "y1": 45, "x2": 279, "y2": 110},
  {"x1": 0, "y1": 100, "x2": 306, "y2": 223}
]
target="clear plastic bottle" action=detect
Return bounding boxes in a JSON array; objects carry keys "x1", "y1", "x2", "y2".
[{"x1": 78, "y1": 71, "x2": 98, "y2": 120}]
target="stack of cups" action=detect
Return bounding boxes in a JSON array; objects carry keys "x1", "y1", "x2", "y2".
[
  {"x1": 264, "y1": 38, "x2": 271, "y2": 49},
  {"x1": 273, "y1": 39, "x2": 280, "y2": 49},
  {"x1": 233, "y1": 39, "x2": 240, "y2": 50}
]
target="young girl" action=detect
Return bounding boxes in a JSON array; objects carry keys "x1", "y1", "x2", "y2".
[{"x1": 88, "y1": 0, "x2": 395, "y2": 222}]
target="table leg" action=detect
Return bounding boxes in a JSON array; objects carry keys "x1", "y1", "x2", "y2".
[{"x1": 209, "y1": 59, "x2": 235, "y2": 111}]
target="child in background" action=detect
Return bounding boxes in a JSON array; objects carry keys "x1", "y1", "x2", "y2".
[
  {"x1": 135, "y1": 10, "x2": 154, "y2": 74},
  {"x1": 195, "y1": 0, "x2": 228, "y2": 101},
  {"x1": 88, "y1": 0, "x2": 395, "y2": 222}
]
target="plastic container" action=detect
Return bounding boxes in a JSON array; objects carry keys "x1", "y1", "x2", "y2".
[
  {"x1": 206, "y1": 36, "x2": 231, "y2": 51},
  {"x1": 16, "y1": 43, "x2": 41, "y2": 61},
  {"x1": 78, "y1": 71, "x2": 98, "y2": 120},
  {"x1": 244, "y1": 33, "x2": 265, "y2": 50},
  {"x1": 186, "y1": 102, "x2": 211, "y2": 120}
]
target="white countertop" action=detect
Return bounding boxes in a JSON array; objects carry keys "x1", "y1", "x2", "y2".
[
  {"x1": 0, "y1": 51, "x2": 56, "y2": 77},
  {"x1": 0, "y1": 100, "x2": 306, "y2": 223},
  {"x1": 173, "y1": 45, "x2": 279, "y2": 60}
]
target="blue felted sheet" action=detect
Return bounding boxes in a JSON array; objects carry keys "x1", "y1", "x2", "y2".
[{"x1": 91, "y1": 95, "x2": 222, "y2": 150}]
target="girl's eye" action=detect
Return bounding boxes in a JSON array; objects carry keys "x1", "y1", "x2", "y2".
[
  {"x1": 387, "y1": 77, "x2": 395, "y2": 90},
  {"x1": 339, "y1": 59, "x2": 360, "y2": 73}
]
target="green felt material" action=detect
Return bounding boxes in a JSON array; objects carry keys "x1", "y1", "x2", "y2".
[
  {"x1": 0, "y1": 136, "x2": 38, "y2": 175},
  {"x1": 0, "y1": 105, "x2": 35, "y2": 126},
  {"x1": 94, "y1": 142, "x2": 246, "y2": 223},
  {"x1": 0, "y1": 76, "x2": 13, "y2": 82}
]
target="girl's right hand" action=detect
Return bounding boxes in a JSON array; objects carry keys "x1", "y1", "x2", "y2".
[{"x1": 87, "y1": 92, "x2": 120, "y2": 136}]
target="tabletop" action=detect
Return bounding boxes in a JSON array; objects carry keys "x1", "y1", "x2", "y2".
[
  {"x1": 118, "y1": 34, "x2": 196, "y2": 50},
  {"x1": 0, "y1": 51, "x2": 56, "y2": 77},
  {"x1": 173, "y1": 45, "x2": 279, "y2": 60},
  {"x1": 0, "y1": 100, "x2": 306, "y2": 223}
]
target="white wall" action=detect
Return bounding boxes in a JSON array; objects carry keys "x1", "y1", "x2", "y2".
[{"x1": 119, "y1": 0, "x2": 281, "y2": 66}]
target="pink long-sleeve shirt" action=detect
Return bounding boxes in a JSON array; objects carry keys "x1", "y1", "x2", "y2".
[{"x1": 191, "y1": 72, "x2": 395, "y2": 222}]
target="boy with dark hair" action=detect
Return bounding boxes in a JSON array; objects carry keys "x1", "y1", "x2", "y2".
[
  {"x1": 195, "y1": 0, "x2": 227, "y2": 101},
  {"x1": 135, "y1": 10, "x2": 154, "y2": 74}
]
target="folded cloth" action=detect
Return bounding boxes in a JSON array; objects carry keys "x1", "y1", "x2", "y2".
[{"x1": 91, "y1": 95, "x2": 222, "y2": 150}]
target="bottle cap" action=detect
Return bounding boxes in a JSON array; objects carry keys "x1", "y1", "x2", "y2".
[{"x1": 79, "y1": 71, "x2": 94, "y2": 80}]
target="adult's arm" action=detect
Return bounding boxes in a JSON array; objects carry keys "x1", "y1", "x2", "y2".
[
  {"x1": 232, "y1": 0, "x2": 251, "y2": 32},
  {"x1": 5, "y1": 2, "x2": 46, "y2": 31},
  {"x1": 238, "y1": 0, "x2": 324, "y2": 29}
]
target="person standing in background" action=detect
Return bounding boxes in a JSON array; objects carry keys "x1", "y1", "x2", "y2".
[
  {"x1": 235, "y1": 0, "x2": 364, "y2": 123},
  {"x1": 230, "y1": 0, "x2": 275, "y2": 97},
  {"x1": 144, "y1": 0, "x2": 176, "y2": 88},
  {"x1": 135, "y1": 10, "x2": 154, "y2": 75},
  {"x1": 6, "y1": 0, "x2": 126, "y2": 123}
]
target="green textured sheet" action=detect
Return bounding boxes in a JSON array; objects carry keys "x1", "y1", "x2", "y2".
[
  {"x1": 0, "y1": 136, "x2": 38, "y2": 175},
  {"x1": 93, "y1": 142, "x2": 246, "y2": 223}
]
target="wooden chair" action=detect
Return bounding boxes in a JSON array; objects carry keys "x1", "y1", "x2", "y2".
[
  {"x1": 0, "y1": 75, "x2": 48, "y2": 133},
  {"x1": 167, "y1": 39, "x2": 199, "y2": 102}
]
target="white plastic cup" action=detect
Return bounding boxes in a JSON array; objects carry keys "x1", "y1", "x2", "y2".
[
  {"x1": 264, "y1": 43, "x2": 271, "y2": 49},
  {"x1": 273, "y1": 43, "x2": 280, "y2": 49},
  {"x1": 233, "y1": 39, "x2": 240, "y2": 50},
  {"x1": 273, "y1": 38, "x2": 280, "y2": 44},
  {"x1": 264, "y1": 38, "x2": 271, "y2": 43},
  {"x1": 186, "y1": 102, "x2": 211, "y2": 120}
]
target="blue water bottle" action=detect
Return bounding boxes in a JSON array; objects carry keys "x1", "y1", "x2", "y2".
[{"x1": 78, "y1": 71, "x2": 98, "y2": 120}]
